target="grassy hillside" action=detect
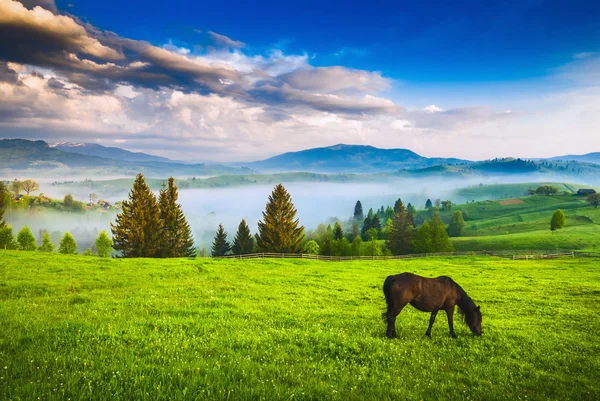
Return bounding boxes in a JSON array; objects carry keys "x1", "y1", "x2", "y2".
[{"x1": 1, "y1": 252, "x2": 599, "y2": 400}]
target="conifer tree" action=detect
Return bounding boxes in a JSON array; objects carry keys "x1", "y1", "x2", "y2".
[
  {"x1": 17, "y1": 226, "x2": 37, "y2": 251},
  {"x1": 333, "y1": 221, "x2": 344, "y2": 240},
  {"x1": 448, "y1": 210, "x2": 466, "y2": 237},
  {"x1": 256, "y1": 184, "x2": 304, "y2": 253},
  {"x1": 95, "y1": 230, "x2": 113, "y2": 258},
  {"x1": 157, "y1": 177, "x2": 195, "y2": 258},
  {"x1": 386, "y1": 200, "x2": 415, "y2": 255},
  {"x1": 393, "y1": 198, "x2": 403, "y2": 213},
  {"x1": 38, "y1": 230, "x2": 55, "y2": 252},
  {"x1": 111, "y1": 173, "x2": 162, "y2": 258},
  {"x1": 232, "y1": 219, "x2": 255, "y2": 255},
  {"x1": 58, "y1": 232, "x2": 77, "y2": 254},
  {"x1": 0, "y1": 181, "x2": 7, "y2": 228},
  {"x1": 425, "y1": 199, "x2": 433, "y2": 209},
  {"x1": 320, "y1": 233, "x2": 332, "y2": 256},
  {"x1": 430, "y1": 213, "x2": 454, "y2": 252},
  {"x1": 353, "y1": 201, "x2": 364, "y2": 221},
  {"x1": 211, "y1": 224, "x2": 231, "y2": 257}
]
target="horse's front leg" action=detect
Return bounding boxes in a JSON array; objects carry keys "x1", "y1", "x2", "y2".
[
  {"x1": 386, "y1": 304, "x2": 406, "y2": 338},
  {"x1": 445, "y1": 306, "x2": 457, "y2": 338},
  {"x1": 425, "y1": 310, "x2": 438, "y2": 337}
]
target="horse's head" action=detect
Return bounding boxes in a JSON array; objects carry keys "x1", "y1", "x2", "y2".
[{"x1": 467, "y1": 305, "x2": 482, "y2": 336}]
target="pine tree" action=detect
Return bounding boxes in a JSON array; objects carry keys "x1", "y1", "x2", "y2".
[
  {"x1": 386, "y1": 200, "x2": 414, "y2": 255},
  {"x1": 430, "y1": 213, "x2": 453, "y2": 252},
  {"x1": 393, "y1": 198, "x2": 403, "y2": 213},
  {"x1": 256, "y1": 184, "x2": 304, "y2": 253},
  {"x1": 333, "y1": 221, "x2": 344, "y2": 240},
  {"x1": 232, "y1": 219, "x2": 255, "y2": 255},
  {"x1": 0, "y1": 181, "x2": 7, "y2": 228},
  {"x1": 111, "y1": 173, "x2": 162, "y2": 258},
  {"x1": 425, "y1": 199, "x2": 433, "y2": 209},
  {"x1": 157, "y1": 177, "x2": 195, "y2": 258},
  {"x1": 550, "y1": 209, "x2": 566, "y2": 231},
  {"x1": 58, "y1": 232, "x2": 78, "y2": 254},
  {"x1": 448, "y1": 210, "x2": 466, "y2": 237},
  {"x1": 211, "y1": 224, "x2": 231, "y2": 257},
  {"x1": 38, "y1": 230, "x2": 55, "y2": 252},
  {"x1": 95, "y1": 230, "x2": 113, "y2": 257},
  {"x1": 17, "y1": 226, "x2": 36, "y2": 251},
  {"x1": 353, "y1": 201, "x2": 364, "y2": 221}
]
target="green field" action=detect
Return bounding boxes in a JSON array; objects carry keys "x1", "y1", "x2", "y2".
[{"x1": 1, "y1": 252, "x2": 599, "y2": 400}]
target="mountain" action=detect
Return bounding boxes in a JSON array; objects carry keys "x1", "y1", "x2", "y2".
[
  {"x1": 0, "y1": 139, "x2": 245, "y2": 176},
  {"x1": 242, "y1": 144, "x2": 470, "y2": 173},
  {"x1": 551, "y1": 153, "x2": 600, "y2": 164},
  {"x1": 51, "y1": 142, "x2": 177, "y2": 164}
]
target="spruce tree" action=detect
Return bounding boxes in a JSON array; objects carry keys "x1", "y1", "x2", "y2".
[
  {"x1": 157, "y1": 177, "x2": 195, "y2": 258},
  {"x1": 95, "y1": 230, "x2": 113, "y2": 257},
  {"x1": 232, "y1": 219, "x2": 255, "y2": 255},
  {"x1": 353, "y1": 201, "x2": 364, "y2": 221},
  {"x1": 256, "y1": 184, "x2": 304, "y2": 253},
  {"x1": 0, "y1": 181, "x2": 7, "y2": 228},
  {"x1": 333, "y1": 221, "x2": 344, "y2": 240},
  {"x1": 448, "y1": 210, "x2": 466, "y2": 237},
  {"x1": 58, "y1": 232, "x2": 78, "y2": 254},
  {"x1": 430, "y1": 213, "x2": 453, "y2": 252},
  {"x1": 386, "y1": 200, "x2": 414, "y2": 255},
  {"x1": 17, "y1": 226, "x2": 37, "y2": 251},
  {"x1": 425, "y1": 199, "x2": 433, "y2": 209},
  {"x1": 211, "y1": 224, "x2": 231, "y2": 257},
  {"x1": 38, "y1": 230, "x2": 55, "y2": 252},
  {"x1": 393, "y1": 198, "x2": 403, "y2": 213},
  {"x1": 111, "y1": 173, "x2": 162, "y2": 258}
]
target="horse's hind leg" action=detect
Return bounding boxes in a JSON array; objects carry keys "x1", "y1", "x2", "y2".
[
  {"x1": 425, "y1": 311, "x2": 438, "y2": 337},
  {"x1": 386, "y1": 303, "x2": 406, "y2": 338},
  {"x1": 445, "y1": 307, "x2": 457, "y2": 338}
]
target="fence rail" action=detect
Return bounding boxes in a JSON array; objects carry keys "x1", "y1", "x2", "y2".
[{"x1": 219, "y1": 250, "x2": 599, "y2": 262}]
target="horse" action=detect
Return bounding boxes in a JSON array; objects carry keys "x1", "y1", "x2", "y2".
[{"x1": 382, "y1": 272, "x2": 482, "y2": 338}]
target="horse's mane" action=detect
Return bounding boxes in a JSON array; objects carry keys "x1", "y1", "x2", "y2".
[{"x1": 452, "y1": 280, "x2": 478, "y2": 324}]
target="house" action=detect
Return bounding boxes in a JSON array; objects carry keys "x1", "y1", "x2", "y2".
[{"x1": 577, "y1": 189, "x2": 596, "y2": 196}]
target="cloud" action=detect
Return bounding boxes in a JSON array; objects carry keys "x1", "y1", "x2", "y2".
[
  {"x1": 16, "y1": 0, "x2": 56, "y2": 13},
  {"x1": 279, "y1": 66, "x2": 390, "y2": 93},
  {"x1": 208, "y1": 31, "x2": 244, "y2": 48}
]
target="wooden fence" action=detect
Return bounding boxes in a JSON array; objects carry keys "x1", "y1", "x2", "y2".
[{"x1": 219, "y1": 250, "x2": 597, "y2": 262}]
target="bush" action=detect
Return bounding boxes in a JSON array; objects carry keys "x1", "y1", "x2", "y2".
[
  {"x1": 38, "y1": 230, "x2": 55, "y2": 252},
  {"x1": 58, "y1": 232, "x2": 78, "y2": 254},
  {"x1": 0, "y1": 225, "x2": 16, "y2": 250},
  {"x1": 94, "y1": 230, "x2": 113, "y2": 258},
  {"x1": 303, "y1": 240, "x2": 320, "y2": 255},
  {"x1": 16, "y1": 226, "x2": 37, "y2": 251},
  {"x1": 83, "y1": 248, "x2": 95, "y2": 256},
  {"x1": 551, "y1": 209, "x2": 566, "y2": 231}
]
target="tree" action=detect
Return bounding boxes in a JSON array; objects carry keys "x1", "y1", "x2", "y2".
[
  {"x1": 157, "y1": 177, "x2": 195, "y2": 258},
  {"x1": 407, "y1": 204, "x2": 417, "y2": 215},
  {"x1": 38, "y1": 230, "x2": 55, "y2": 252},
  {"x1": 412, "y1": 221, "x2": 434, "y2": 253},
  {"x1": 94, "y1": 230, "x2": 113, "y2": 257},
  {"x1": 351, "y1": 235, "x2": 363, "y2": 256},
  {"x1": 89, "y1": 192, "x2": 99, "y2": 203},
  {"x1": 331, "y1": 237, "x2": 351, "y2": 256},
  {"x1": 441, "y1": 200, "x2": 453, "y2": 211},
  {"x1": 333, "y1": 221, "x2": 344, "y2": 240},
  {"x1": 232, "y1": 219, "x2": 255, "y2": 255},
  {"x1": 111, "y1": 173, "x2": 162, "y2": 258},
  {"x1": 303, "y1": 240, "x2": 320, "y2": 255},
  {"x1": 587, "y1": 193, "x2": 600, "y2": 208},
  {"x1": 83, "y1": 248, "x2": 95, "y2": 256},
  {"x1": 551, "y1": 209, "x2": 566, "y2": 231},
  {"x1": 448, "y1": 211, "x2": 466, "y2": 237},
  {"x1": 353, "y1": 201, "x2": 364, "y2": 222},
  {"x1": 256, "y1": 184, "x2": 304, "y2": 253},
  {"x1": 58, "y1": 232, "x2": 78, "y2": 254},
  {"x1": 429, "y1": 213, "x2": 453, "y2": 252},
  {"x1": 364, "y1": 228, "x2": 382, "y2": 256},
  {"x1": 0, "y1": 181, "x2": 8, "y2": 228},
  {"x1": 535, "y1": 185, "x2": 558, "y2": 196},
  {"x1": 21, "y1": 180, "x2": 39, "y2": 196},
  {"x1": 211, "y1": 224, "x2": 231, "y2": 257},
  {"x1": 10, "y1": 180, "x2": 22, "y2": 196},
  {"x1": 17, "y1": 226, "x2": 36, "y2": 251},
  {"x1": 320, "y1": 233, "x2": 332, "y2": 256},
  {"x1": 0, "y1": 224, "x2": 16, "y2": 249},
  {"x1": 63, "y1": 194, "x2": 74, "y2": 208},
  {"x1": 393, "y1": 198, "x2": 403, "y2": 213},
  {"x1": 425, "y1": 199, "x2": 433, "y2": 209},
  {"x1": 434, "y1": 199, "x2": 442, "y2": 208},
  {"x1": 386, "y1": 200, "x2": 414, "y2": 255}
]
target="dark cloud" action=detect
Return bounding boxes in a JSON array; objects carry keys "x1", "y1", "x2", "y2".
[
  {"x1": 17, "y1": 0, "x2": 57, "y2": 13},
  {"x1": 0, "y1": 61, "x2": 19, "y2": 83}
]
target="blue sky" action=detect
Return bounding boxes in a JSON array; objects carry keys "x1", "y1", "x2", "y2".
[{"x1": 0, "y1": 0, "x2": 599, "y2": 160}]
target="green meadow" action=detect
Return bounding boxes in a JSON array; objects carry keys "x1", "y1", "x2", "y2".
[{"x1": 1, "y1": 252, "x2": 599, "y2": 400}]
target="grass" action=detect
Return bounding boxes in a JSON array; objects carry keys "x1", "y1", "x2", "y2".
[{"x1": 1, "y1": 251, "x2": 599, "y2": 400}]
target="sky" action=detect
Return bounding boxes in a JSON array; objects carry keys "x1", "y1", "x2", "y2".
[{"x1": 0, "y1": 0, "x2": 599, "y2": 162}]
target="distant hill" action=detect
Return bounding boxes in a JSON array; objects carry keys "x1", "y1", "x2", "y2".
[
  {"x1": 0, "y1": 139, "x2": 245, "y2": 176},
  {"x1": 551, "y1": 153, "x2": 600, "y2": 165},
  {"x1": 51, "y1": 142, "x2": 177, "y2": 164},
  {"x1": 242, "y1": 144, "x2": 470, "y2": 173}
]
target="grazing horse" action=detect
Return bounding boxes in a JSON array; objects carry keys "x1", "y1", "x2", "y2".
[{"x1": 382, "y1": 273, "x2": 482, "y2": 338}]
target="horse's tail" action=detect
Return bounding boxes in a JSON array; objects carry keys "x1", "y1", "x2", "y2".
[{"x1": 382, "y1": 275, "x2": 396, "y2": 321}]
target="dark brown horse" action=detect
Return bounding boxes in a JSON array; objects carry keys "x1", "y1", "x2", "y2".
[{"x1": 382, "y1": 273, "x2": 482, "y2": 338}]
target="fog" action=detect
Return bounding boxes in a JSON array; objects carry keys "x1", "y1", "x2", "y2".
[{"x1": 5, "y1": 172, "x2": 599, "y2": 251}]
